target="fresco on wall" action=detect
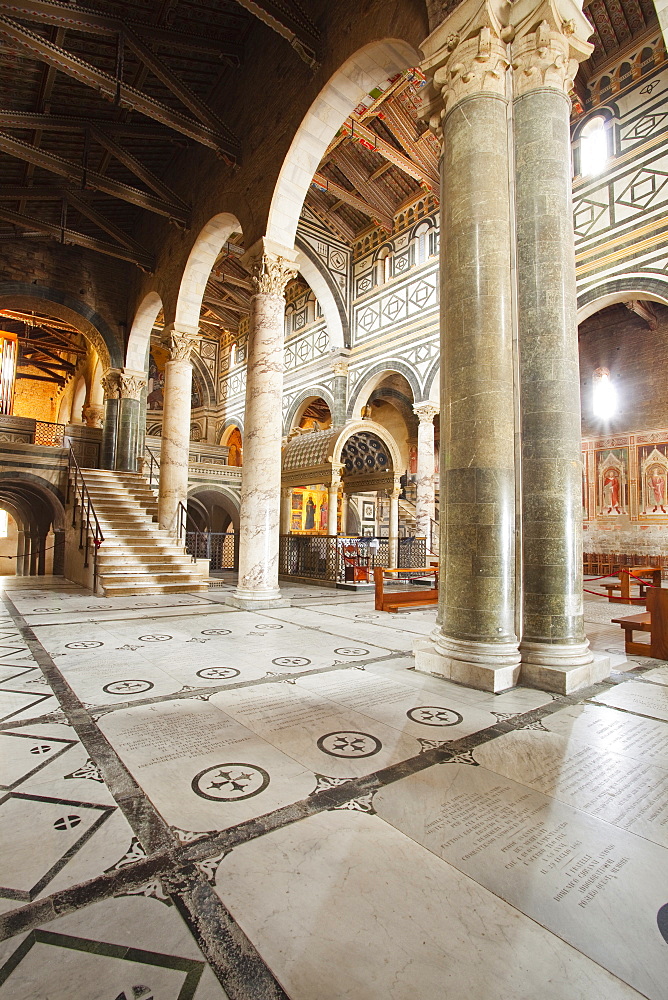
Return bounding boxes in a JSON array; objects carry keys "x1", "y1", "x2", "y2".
[
  {"x1": 639, "y1": 443, "x2": 668, "y2": 515},
  {"x1": 595, "y1": 447, "x2": 628, "y2": 516},
  {"x1": 147, "y1": 345, "x2": 202, "y2": 410},
  {"x1": 289, "y1": 487, "x2": 341, "y2": 533}
]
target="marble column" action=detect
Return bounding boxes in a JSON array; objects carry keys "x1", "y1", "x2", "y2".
[
  {"x1": 415, "y1": 7, "x2": 521, "y2": 691},
  {"x1": 158, "y1": 326, "x2": 198, "y2": 535},
  {"x1": 511, "y1": 5, "x2": 609, "y2": 692},
  {"x1": 229, "y1": 239, "x2": 297, "y2": 610},
  {"x1": 414, "y1": 403, "x2": 438, "y2": 551},
  {"x1": 100, "y1": 370, "x2": 121, "y2": 471},
  {"x1": 327, "y1": 483, "x2": 339, "y2": 536},
  {"x1": 29, "y1": 531, "x2": 39, "y2": 576},
  {"x1": 116, "y1": 371, "x2": 147, "y2": 473},
  {"x1": 15, "y1": 529, "x2": 25, "y2": 576},
  {"x1": 280, "y1": 487, "x2": 292, "y2": 535},
  {"x1": 389, "y1": 485, "x2": 400, "y2": 567},
  {"x1": 331, "y1": 360, "x2": 348, "y2": 427},
  {"x1": 340, "y1": 493, "x2": 349, "y2": 535}
]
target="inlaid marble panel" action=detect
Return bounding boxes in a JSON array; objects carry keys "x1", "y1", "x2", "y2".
[{"x1": 593, "y1": 680, "x2": 668, "y2": 721}]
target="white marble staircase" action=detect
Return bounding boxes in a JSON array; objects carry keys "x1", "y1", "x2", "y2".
[{"x1": 75, "y1": 469, "x2": 208, "y2": 596}]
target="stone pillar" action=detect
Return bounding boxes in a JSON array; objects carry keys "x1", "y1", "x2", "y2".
[
  {"x1": 331, "y1": 360, "x2": 348, "y2": 427},
  {"x1": 21, "y1": 531, "x2": 31, "y2": 576},
  {"x1": 115, "y1": 370, "x2": 147, "y2": 473},
  {"x1": 511, "y1": 4, "x2": 609, "y2": 692},
  {"x1": 29, "y1": 531, "x2": 39, "y2": 576},
  {"x1": 389, "y1": 485, "x2": 400, "y2": 567},
  {"x1": 52, "y1": 528, "x2": 65, "y2": 575},
  {"x1": 158, "y1": 326, "x2": 199, "y2": 534},
  {"x1": 414, "y1": 403, "x2": 438, "y2": 550},
  {"x1": 415, "y1": 8, "x2": 521, "y2": 691},
  {"x1": 340, "y1": 493, "x2": 349, "y2": 535},
  {"x1": 15, "y1": 529, "x2": 25, "y2": 576},
  {"x1": 100, "y1": 370, "x2": 121, "y2": 471},
  {"x1": 280, "y1": 487, "x2": 292, "y2": 535},
  {"x1": 37, "y1": 531, "x2": 46, "y2": 576},
  {"x1": 229, "y1": 239, "x2": 297, "y2": 609},
  {"x1": 327, "y1": 484, "x2": 339, "y2": 536}
]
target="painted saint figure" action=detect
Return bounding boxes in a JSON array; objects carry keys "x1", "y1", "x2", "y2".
[
  {"x1": 304, "y1": 496, "x2": 316, "y2": 530},
  {"x1": 649, "y1": 468, "x2": 666, "y2": 513},
  {"x1": 603, "y1": 468, "x2": 621, "y2": 514},
  {"x1": 320, "y1": 499, "x2": 328, "y2": 531}
]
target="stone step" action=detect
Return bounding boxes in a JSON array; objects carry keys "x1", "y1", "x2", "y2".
[{"x1": 102, "y1": 582, "x2": 209, "y2": 596}]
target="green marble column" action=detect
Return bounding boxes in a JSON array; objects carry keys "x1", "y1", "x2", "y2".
[
  {"x1": 415, "y1": 15, "x2": 521, "y2": 691},
  {"x1": 511, "y1": 6, "x2": 610, "y2": 692}
]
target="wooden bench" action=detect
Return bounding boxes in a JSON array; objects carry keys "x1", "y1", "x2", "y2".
[
  {"x1": 374, "y1": 566, "x2": 438, "y2": 613},
  {"x1": 603, "y1": 566, "x2": 662, "y2": 604},
  {"x1": 612, "y1": 586, "x2": 668, "y2": 658}
]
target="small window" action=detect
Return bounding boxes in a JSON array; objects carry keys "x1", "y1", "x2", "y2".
[
  {"x1": 580, "y1": 116, "x2": 609, "y2": 176},
  {"x1": 593, "y1": 367, "x2": 617, "y2": 420}
]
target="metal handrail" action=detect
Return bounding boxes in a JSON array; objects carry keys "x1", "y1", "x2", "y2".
[
  {"x1": 66, "y1": 446, "x2": 104, "y2": 590},
  {"x1": 177, "y1": 501, "x2": 208, "y2": 563},
  {"x1": 145, "y1": 444, "x2": 160, "y2": 490}
]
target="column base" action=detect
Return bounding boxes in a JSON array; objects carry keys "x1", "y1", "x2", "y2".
[
  {"x1": 226, "y1": 589, "x2": 290, "y2": 611},
  {"x1": 520, "y1": 641, "x2": 611, "y2": 694},
  {"x1": 414, "y1": 634, "x2": 521, "y2": 693}
]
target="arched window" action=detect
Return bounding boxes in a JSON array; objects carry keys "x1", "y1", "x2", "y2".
[
  {"x1": 593, "y1": 367, "x2": 617, "y2": 420},
  {"x1": 580, "y1": 116, "x2": 609, "y2": 176},
  {"x1": 414, "y1": 222, "x2": 430, "y2": 265},
  {"x1": 376, "y1": 247, "x2": 392, "y2": 286}
]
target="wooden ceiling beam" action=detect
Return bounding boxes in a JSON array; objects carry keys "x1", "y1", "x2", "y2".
[
  {"x1": 64, "y1": 191, "x2": 151, "y2": 254},
  {"x1": 231, "y1": 0, "x2": 318, "y2": 67},
  {"x1": 342, "y1": 120, "x2": 438, "y2": 189},
  {"x1": 0, "y1": 204, "x2": 155, "y2": 271},
  {"x1": 16, "y1": 372, "x2": 65, "y2": 384},
  {"x1": 304, "y1": 192, "x2": 357, "y2": 243},
  {"x1": 0, "y1": 112, "x2": 185, "y2": 140},
  {"x1": 329, "y1": 146, "x2": 398, "y2": 220},
  {"x1": 20, "y1": 343, "x2": 75, "y2": 371},
  {"x1": 0, "y1": 131, "x2": 189, "y2": 223},
  {"x1": 89, "y1": 128, "x2": 187, "y2": 208},
  {"x1": 2, "y1": 1, "x2": 242, "y2": 62},
  {"x1": 0, "y1": 16, "x2": 239, "y2": 159},
  {"x1": 312, "y1": 170, "x2": 393, "y2": 230}
]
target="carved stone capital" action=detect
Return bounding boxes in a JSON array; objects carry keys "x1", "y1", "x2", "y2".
[
  {"x1": 332, "y1": 360, "x2": 349, "y2": 377},
  {"x1": 82, "y1": 404, "x2": 104, "y2": 428},
  {"x1": 119, "y1": 371, "x2": 147, "y2": 400},
  {"x1": 251, "y1": 253, "x2": 298, "y2": 298},
  {"x1": 414, "y1": 403, "x2": 439, "y2": 424},
  {"x1": 510, "y1": 0, "x2": 594, "y2": 98},
  {"x1": 101, "y1": 369, "x2": 122, "y2": 400},
  {"x1": 166, "y1": 328, "x2": 200, "y2": 363}
]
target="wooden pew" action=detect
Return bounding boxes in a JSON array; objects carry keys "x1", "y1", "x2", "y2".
[
  {"x1": 611, "y1": 586, "x2": 668, "y2": 658},
  {"x1": 374, "y1": 566, "x2": 438, "y2": 613},
  {"x1": 602, "y1": 566, "x2": 662, "y2": 604}
]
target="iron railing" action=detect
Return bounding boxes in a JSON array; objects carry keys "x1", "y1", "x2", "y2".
[
  {"x1": 185, "y1": 531, "x2": 236, "y2": 570},
  {"x1": 35, "y1": 420, "x2": 65, "y2": 446},
  {"x1": 145, "y1": 445, "x2": 160, "y2": 490},
  {"x1": 66, "y1": 445, "x2": 104, "y2": 590},
  {"x1": 177, "y1": 502, "x2": 208, "y2": 562},
  {"x1": 278, "y1": 534, "x2": 426, "y2": 584}
]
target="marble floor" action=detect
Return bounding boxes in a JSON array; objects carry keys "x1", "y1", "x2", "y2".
[{"x1": 0, "y1": 576, "x2": 667, "y2": 999}]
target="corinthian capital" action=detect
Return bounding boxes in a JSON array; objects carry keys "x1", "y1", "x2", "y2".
[
  {"x1": 510, "y1": 0, "x2": 594, "y2": 99},
  {"x1": 164, "y1": 325, "x2": 200, "y2": 363},
  {"x1": 100, "y1": 369, "x2": 122, "y2": 400},
  {"x1": 242, "y1": 238, "x2": 299, "y2": 299},
  {"x1": 420, "y1": 0, "x2": 511, "y2": 124},
  {"x1": 119, "y1": 370, "x2": 147, "y2": 400},
  {"x1": 414, "y1": 402, "x2": 439, "y2": 424}
]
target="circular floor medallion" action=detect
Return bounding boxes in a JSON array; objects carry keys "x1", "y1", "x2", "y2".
[
  {"x1": 197, "y1": 667, "x2": 240, "y2": 680},
  {"x1": 192, "y1": 763, "x2": 270, "y2": 801},
  {"x1": 334, "y1": 647, "x2": 369, "y2": 657},
  {"x1": 137, "y1": 634, "x2": 172, "y2": 642},
  {"x1": 65, "y1": 640, "x2": 103, "y2": 649},
  {"x1": 103, "y1": 679, "x2": 154, "y2": 696},
  {"x1": 54, "y1": 814, "x2": 81, "y2": 831},
  {"x1": 30, "y1": 744, "x2": 52, "y2": 755},
  {"x1": 407, "y1": 706, "x2": 464, "y2": 727},
  {"x1": 201, "y1": 629, "x2": 232, "y2": 636},
  {"x1": 272, "y1": 656, "x2": 311, "y2": 667},
  {"x1": 317, "y1": 731, "x2": 382, "y2": 759}
]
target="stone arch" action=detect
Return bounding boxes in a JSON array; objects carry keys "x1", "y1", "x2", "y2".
[
  {"x1": 424, "y1": 358, "x2": 440, "y2": 402},
  {"x1": 266, "y1": 39, "x2": 421, "y2": 251},
  {"x1": 187, "y1": 483, "x2": 240, "y2": 532},
  {"x1": 577, "y1": 278, "x2": 668, "y2": 323},
  {"x1": 126, "y1": 291, "x2": 163, "y2": 372},
  {"x1": 70, "y1": 376, "x2": 87, "y2": 425},
  {"x1": 0, "y1": 472, "x2": 66, "y2": 531},
  {"x1": 347, "y1": 361, "x2": 421, "y2": 420},
  {"x1": 218, "y1": 418, "x2": 244, "y2": 444},
  {"x1": 284, "y1": 386, "x2": 336, "y2": 434},
  {"x1": 175, "y1": 213, "x2": 243, "y2": 331},
  {"x1": 333, "y1": 419, "x2": 403, "y2": 479},
  {"x1": 294, "y1": 238, "x2": 348, "y2": 347},
  {"x1": 0, "y1": 283, "x2": 122, "y2": 370},
  {"x1": 191, "y1": 352, "x2": 215, "y2": 409}
]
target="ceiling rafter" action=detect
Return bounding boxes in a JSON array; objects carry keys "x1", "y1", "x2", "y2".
[
  {"x1": 0, "y1": 130, "x2": 189, "y2": 223},
  {"x1": 232, "y1": 0, "x2": 319, "y2": 67},
  {"x1": 0, "y1": 112, "x2": 186, "y2": 139},
  {"x1": 20, "y1": 342, "x2": 75, "y2": 371},
  {"x1": 329, "y1": 146, "x2": 399, "y2": 220},
  {"x1": 340, "y1": 119, "x2": 437, "y2": 190},
  {"x1": 19, "y1": 24, "x2": 65, "y2": 215},
  {"x1": 0, "y1": 16, "x2": 239, "y2": 160},
  {"x1": 0, "y1": 203, "x2": 154, "y2": 270},
  {"x1": 2, "y1": 1, "x2": 242, "y2": 62},
  {"x1": 377, "y1": 104, "x2": 440, "y2": 182},
  {"x1": 312, "y1": 170, "x2": 393, "y2": 230},
  {"x1": 304, "y1": 192, "x2": 357, "y2": 243},
  {"x1": 89, "y1": 127, "x2": 186, "y2": 208},
  {"x1": 63, "y1": 191, "x2": 150, "y2": 254}
]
